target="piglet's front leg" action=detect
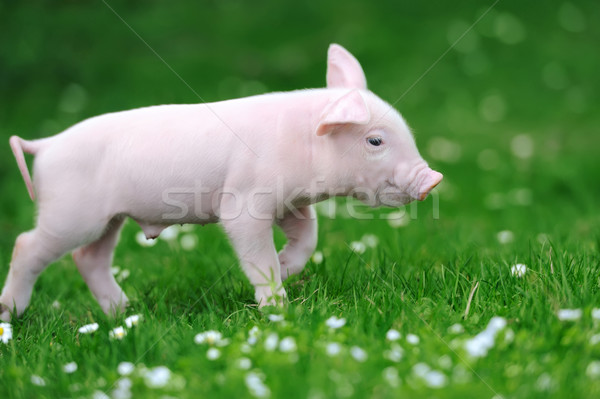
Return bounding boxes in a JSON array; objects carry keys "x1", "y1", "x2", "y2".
[{"x1": 222, "y1": 212, "x2": 286, "y2": 307}]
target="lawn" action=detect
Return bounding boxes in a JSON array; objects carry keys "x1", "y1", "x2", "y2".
[{"x1": 1, "y1": 1, "x2": 599, "y2": 398}]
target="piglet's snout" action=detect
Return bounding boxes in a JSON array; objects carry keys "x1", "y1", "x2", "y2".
[{"x1": 414, "y1": 168, "x2": 443, "y2": 201}]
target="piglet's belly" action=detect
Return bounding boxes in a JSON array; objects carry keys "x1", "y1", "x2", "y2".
[{"x1": 123, "y1": 191, "x2": 221, "y2": 236}]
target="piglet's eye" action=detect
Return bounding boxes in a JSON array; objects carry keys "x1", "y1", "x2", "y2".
[{"x1": 367, "y1": 137, "x2": 383, "y2": 146}]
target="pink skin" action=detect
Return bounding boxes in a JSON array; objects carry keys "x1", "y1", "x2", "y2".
[{"x1": 0, "y1": 44, "x2": 442, "y2": 321}]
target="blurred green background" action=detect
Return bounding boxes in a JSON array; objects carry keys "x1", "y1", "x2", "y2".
[{"x1": 0, "y1": 1, "x2": 598, "y2": 272}]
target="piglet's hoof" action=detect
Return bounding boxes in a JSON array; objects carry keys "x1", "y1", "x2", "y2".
[{"x1": 0, "y1": 303, "x2": 11, "y2": 322}]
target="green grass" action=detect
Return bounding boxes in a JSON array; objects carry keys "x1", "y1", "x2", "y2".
[{"x1": 2, "y1": 1, "x2": 600, "y2": 398}]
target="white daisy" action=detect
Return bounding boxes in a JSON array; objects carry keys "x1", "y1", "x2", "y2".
[
  {"x1": 135, "y1": 231, "x2": 157, "y2": 247},
  {"x1": 78, "y1": 322, "x2": 99, "y2": 334},
  {"x1": 325, "y1": 316, "x2": 346, "y2": 329},
  {"x1": 349, "y1": 241, "x2": 366, "y2": 254},
  {"x1": 143, "y1": 366, "x2": 171, "y2": 389},
  {"x1": 325, "y1": 342, "x2": 342, "y2": 357},
  {"x1": 267, "y1": 314, "x2": 284, "y2": 322},
  {"x1": 0, "y1": 323, "x2": 13, "y2": 344},
  {"x1": 586, "y1": 361, "x2": 600, "y2": 378},
  {"x1": 109, "y1": 326, "x2": 127, "y2": 340},
  {"x1": 496, "y1": 230, "x2": 514, "y2": 244},
  {"x1": 557, "y1": 308, "x2": 582, "y2": 321},
  {"x1": 511, "y1": 263, "x2": 527, "y2": 277},
  {"x1": 180, "y1": 234, "x2": 198, "y2": 251},
  {"x1": 448, "y1": 323, "x2": 464, "y2": 334},
  {"x1": 124, "y1": 314, "x2": 142, "y2": 328},
  {"x1": 387, "y1": 210, "x2": 410, "y2": 228},
  {"x1": 194, "y1": 330, "x2": 229, "y2": 346},
  {"x1": 279, "y1": 337, "x2": 297, "y2": 353},
  {"x1": 245, "y1": 371, "x2": 271, "y2": 398},
  {"x1": 350, "y1": 346, "x2": 367, "y2": 362},
  {"x1": 30, "y1": 375, "x2": 46, "y2": 386},
  {"x1": 117, "y1": 362, "x2": 135, "y2": 376},
  {"x1": 384, "y1": 344, "x2": 404, "y2": 362},
  {"x1": 406, "y1": 334, "x2": 420, "y2": 345},
  {"x1": 264, "y1": 333, "x2": 279, "y2": 352},
  {"x1": 361, "y1": 234, "x2": 379, "y2": 248},
  {"x1": 464, "y1": 316, "x2": 507, "y2": 358},
  {"x1": 63, "y1": 362, "x2": 78, "y2": 374},
  {"x1": 159, "y1": 225, "x2": 180, "y2": 241},
  {"x1": 206, "y1": 348, "x2": 221, "y2": 360},
  {"x1": 385, "y1": 329, "x2": 401, "y2": 341},
  {"x1": 236, "y1": 357, "x2": 252, "y2": 370},
  {"x1": 311, "y1": 251, "x2": 324, "y2": 265}
]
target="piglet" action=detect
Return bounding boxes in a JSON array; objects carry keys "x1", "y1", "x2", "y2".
[{"x1": 0, "y1": 44, "x2": 442, "y2": 321}]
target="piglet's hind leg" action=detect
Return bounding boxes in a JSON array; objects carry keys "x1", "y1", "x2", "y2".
[
  {"x1": 0, "y1": 228, "x2": 82, "y2": 321},
  {"x1": 72, "y1": 217, "x2": 128, "y2": 316}
]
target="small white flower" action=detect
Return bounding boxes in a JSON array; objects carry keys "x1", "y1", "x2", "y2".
[
  {"x1": 206, "y1": 347, "x2": 221, "y2": 360},
  {"x1": 592, "y1": 308, "x2": 600, "y2": 320},
  {"x1": 413, "y1": 362, "x2": 431, "y2": 377},
  {"x1": 349, "y1": 241, "x2": 366, "y2": 254},
  {"x1": 124, "y1": 314, "x2": 142, "y2": 328},
  {"x1": 511, "y1": 263, "x2": 527, "y2": 277},
  {"x1": 109, "y1": 326, "x2": 127, "y2": 340},
  {"x1": 423, "y1": 370, "x2": 447, "y2": 388},
  {"x1": 384, "y1": 344, "x2": 404, "y2": 362},
  {"x1": 194, "y1": 330, "x2": 229, "y2": 346},
  {"x1": 135, "y1": 231, "x2": 157, "y2": 247},
  {"x1": 504, "y1": 328, "x2": 515, "y2": 343},
  {"x1": 52, "y1": 300, "x2": 61, "y2": 309},
  {"x1": 406, "y1": 334, "x2": 420, "y2": 345},
  {"x1": 78, "y1": 322, "x2": 99, "y2": 334},
  {"x1": 264, "y1": 333, "x2": 279, "y2": 351},
  {"x1": 464, "y1": 316, "x2": 507, "y2": 358},
  {"x1": 325, "y1": 342, "x2": 342, "y2": 357},
  {"x1": 236, "y1": 357, "x2": 252, "y2": 370},
  {"x1": 245, "y1": 371, "x2": 271, "y2": 398},
  {"x1": 63, "y1": 362, "x2": 78, "y2": 374},
  {"x1": 180, "y1": 234, "x2": 198, "y2": 250},
  {"x1": 325, "y1": 316, "x2": 346, "y2": 329},
  {"x1": 586, "y1": 361, "x2": 600, "y2": 378},
  {"x1": 268, "y1": 314, "x2": 284, "y2": 322},
  {"x1": 387, "y1": 210, "x2": 410, "y2": 228},
  {"x1": 112, "y1": 377, "x2": 133, "y2": 399},
  {"x1": 386, "y1": 329, "x2": 401, "y2": 341},
  {"x1": 92, "y1": 391, "x2": 110, "y2": 399},
  {"x1": 438, "y1": 355, "x2": 452, "y2": 369},
  {"x1": 248, "y1": 326, "x2": 261, "y2": 345},
  {"x1": 159, "y1": 225, "x2": 179, "y2": 241},
  {"x1": 557, "y1": 308, "x2": 582, "y2": 321},
  {"x1": 31, "y1": 375, "x2": 46, "y2": 386},
  {"x1": 448, "y1": 323, "x2": 464, "y2": 334},
  {"x1": 361, "y1": 234, "x2": 379, "y2": 248},
  {"x1": 117, "y1": 362, "x2": 135, "y2": 376},
  {"x1": 350, "y1": 346, "x2": 367, "y2": 362},
  {"x1": 279, "y1": 337, "x2": 297, "y2": 353},
  {"x1": 143, "y1": 366, "x2": 171, "y2": 388},
  {"x1": 116, "y1": 269, "x2": 130, "y2": 282},
  {"x1": 311, "y1": 251, "x2": 324, "y2": 265},
  {"x1": 240, "y1": 343, "x2": 252, "y2": 353},
  {"x1": 496, "y1": 230, "x2": 514, "y2": 244},
  {"x1": 0, "y1": 323, "x2": 13, "y2": 344},
  {"x1": 382, "y1": 367, "x2": 400, "y2": 387}
]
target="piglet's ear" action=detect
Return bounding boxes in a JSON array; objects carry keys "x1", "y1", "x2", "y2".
[
  {"x1": 326, "y1": 44, "x2": 367, "y2": 89},
  {"x1": 316, "y1": 90, "x2": 371, "y2": 136}
]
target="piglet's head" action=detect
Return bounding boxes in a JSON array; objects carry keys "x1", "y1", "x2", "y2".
[{"x1": 316, "y1": 44, "x2": 443, "y2": 207}]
